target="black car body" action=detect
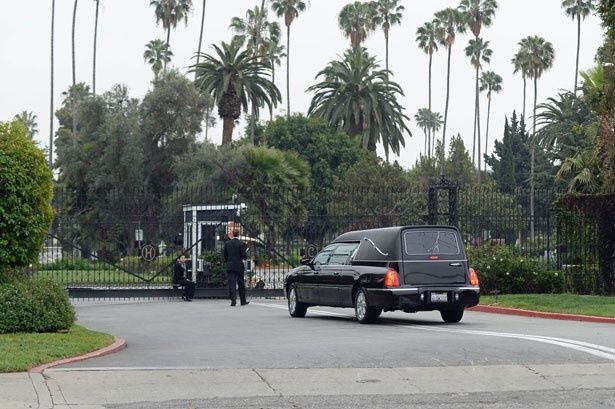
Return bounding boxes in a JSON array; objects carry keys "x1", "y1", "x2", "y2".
[{"x1": 284, "y1": 225, "x2": 480, "y2": 323}]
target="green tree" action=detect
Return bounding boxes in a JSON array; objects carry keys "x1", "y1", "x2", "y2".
[
  {"x1": 446, "y1": 134, "x2": 478, "y2": 186},
  {"x1": 338, "y1": 1, "x2": 376, "y2": 49},
  {"x1": 371, "y1": 0, "x2": 404, "y2": 75},
  {"x1": 416, "y1": 20, "x2": 442, "y2": 155},
  {"x1": 150, "y1": 0, "x2": 193, "y2": 56},
  {"x1": 230, "y1": 7, "x2": 277, "y2": 56},
  {"x1": 523, "y1": 35, "x2": 555, "y2": 239},
  {"x1": 92, "y1": 0, "x2": 100, "y2": 94},
  {"x1": 143, "y1": 39, "x2": 174, "y2": 81},
  {"x1": 434, "y1": 7, "x2": 466, "y2": 173},
  {"x1": 480, "y1": 70, "x2": 503, "y2": 171},
  {"x1": 562, "y1": 0, "x2": 596, "y2": 94},
  {"x1": 512, "y1": 45, "x2": 531, "y2": 119},
  {"x1": 414, "y1": 108, "x2": 442, "y2": 157},
  {"x1": 270, "y1": 0, "x2": 308, "y2": 118},
  {"x1": 191, "y1": 41, "x2": 281, "y2": 145},
  {"x1": 0, "y1": 121, "x2": 53, "y2": 276},
  {"x1": 464, "y1": 37, "x2": 492, "y2": 179},
  {"x1": 13, "y1": 111, "x2": 38, "y2": 138},
  {"x1": 307, "y1": 47, "x2": 410, "y2": 160}
]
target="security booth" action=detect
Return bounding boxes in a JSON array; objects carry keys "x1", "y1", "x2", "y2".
[{"x1": 182, "y1": 203, "x2": 247, "y2": 283}]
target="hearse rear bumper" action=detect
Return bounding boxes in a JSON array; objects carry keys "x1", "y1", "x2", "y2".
[{"x1": 365, "y1": 286, "x2": 480, "y2": 311}]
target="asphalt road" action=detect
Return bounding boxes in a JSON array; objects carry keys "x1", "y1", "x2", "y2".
[{"x1": 41, "y1": 299, "x2": 615, "y2": 408}]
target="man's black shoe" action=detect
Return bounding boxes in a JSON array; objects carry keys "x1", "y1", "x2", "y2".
[
  {"x1": 230, "y1": 301, "x2": 236, "y2": 306},
  {"x1": 240, "y1": 301, "x2": 250, "y2": 306}
]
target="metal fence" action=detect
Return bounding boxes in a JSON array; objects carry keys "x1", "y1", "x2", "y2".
[{"x1": 33, "y1": 184, "x2": 610, "y2": 298}]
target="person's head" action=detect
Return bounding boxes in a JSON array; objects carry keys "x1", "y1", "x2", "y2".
[
  {"x1": 232, "y1": 229, "x2": 240, "y2": 238},
  {"x1": 178, "y1": 255, "x2": 186, "y2": 263}
]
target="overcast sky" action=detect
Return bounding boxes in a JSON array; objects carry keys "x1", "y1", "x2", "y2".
[{"x1": 0, "y1": 0, "x2": 606, "y2": 169}]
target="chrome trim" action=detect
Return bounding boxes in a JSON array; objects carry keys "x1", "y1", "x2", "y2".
[
  {"x1": 367, "y1": 288, "x2": 419, "y2": 293},
  {"x1": 362, "y1": 237, "x2": 389, "y2": 256},
  {"x1": 352, "y1": 259, "x2": 468, "y2": 263}
]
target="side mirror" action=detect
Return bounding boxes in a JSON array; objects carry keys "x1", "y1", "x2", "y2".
[{"x1": 300, "y1": 257, "x2": 313, "y2": 266}]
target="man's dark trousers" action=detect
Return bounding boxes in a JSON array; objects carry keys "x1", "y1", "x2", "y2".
[{"x1": 227, "y1": 271, "x2": 247, "y2": 305}]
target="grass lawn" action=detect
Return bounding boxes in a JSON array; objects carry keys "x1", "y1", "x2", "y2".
[
  {"x1": 480, "y1": 294, "x2": 615, "y2": 318},
  {"x1": 34, "y1": 270, "x2": 171, "y2": 284},
  {"x1": 0, "y1": 324, "x2": 114, "y2": 373}
]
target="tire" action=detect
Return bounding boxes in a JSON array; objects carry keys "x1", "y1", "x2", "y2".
[
  {"x1": 354, "y1": 288, "x2": 382, "y2": 324},
  {"x1": 440, "y1": 307, "x2": 464, "y2": 323},
  {"x1": 288, "y1": 284, "x2": 308, "y2": 318}
]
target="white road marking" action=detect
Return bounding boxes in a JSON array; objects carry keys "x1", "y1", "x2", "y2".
[{"x1": 253, "y1": 302, "x2": 615, "y2": 362}]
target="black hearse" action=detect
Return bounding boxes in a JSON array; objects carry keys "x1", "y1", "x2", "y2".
[{"x1": 284, "y1": 225, "x2": 480, "y2": 324}]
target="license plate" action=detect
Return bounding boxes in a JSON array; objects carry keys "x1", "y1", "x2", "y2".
[{"x1": 430, "y1": 292, "x2": 448, "y2": 302}]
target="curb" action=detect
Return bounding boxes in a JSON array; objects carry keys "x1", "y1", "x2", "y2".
[
  {"x1": 29, "y1": 337, "x2": 127, "y2": 373},
  {"x1": 469, "y1": 305, "x2": 615, "y2": 324}
]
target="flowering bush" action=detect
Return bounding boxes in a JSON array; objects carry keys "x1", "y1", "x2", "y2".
[{"x1": 467, "y1": 244, "x2": 564, "y2": 294}]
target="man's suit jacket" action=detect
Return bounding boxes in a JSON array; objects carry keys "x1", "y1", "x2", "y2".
[
  {"x1": 224, "y1": 238, "x2": 247, "y2": 273},
  {"x1": 173, "y1": 261, "x2": 187, "y2": 284}
]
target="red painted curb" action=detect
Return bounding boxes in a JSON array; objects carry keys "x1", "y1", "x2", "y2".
[
  {"x1": 469, "y1": 305, "x2": 615, "y2": 324},
  {"x1": 28, "y1": 337, "x2": 126, "y2": 373}
]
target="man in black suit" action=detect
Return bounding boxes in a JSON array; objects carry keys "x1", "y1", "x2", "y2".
[
  {"x1": 173, "y1": 255, "x2": 195, "y2": 301},
  {"x1": 223, "y1": 229, "x2": 248, "y2": 306}
]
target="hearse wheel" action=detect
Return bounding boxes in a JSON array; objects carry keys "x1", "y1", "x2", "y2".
[
  {"x1": 288, "y1": 284, "x2": 308, "y2": 318},
  {"x1": 440, "y1": 307, "x2": 464, "y2": 323},
  {"x1": 354, "y1": 288, "x2": 382, "y2": 324}
]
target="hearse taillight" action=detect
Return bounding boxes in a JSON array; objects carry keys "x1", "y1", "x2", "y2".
[
  {"x1": 384, "y1": 268, "x2": 400, "y2": 288},
  {"x1": 469, "y1": 268, "x2": 480, "y2": 286}
]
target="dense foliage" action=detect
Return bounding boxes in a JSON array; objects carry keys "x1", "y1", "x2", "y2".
[
  {"x1": 0, "y1": 121, "x2": 53, "y2": 278},
  {"x1": 0, "y1": 279, "x2": 75, "y2": 333}
]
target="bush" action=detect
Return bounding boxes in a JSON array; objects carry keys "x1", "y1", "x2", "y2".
[
  {"x1": 467, "y1": 244, "x2": 564, "y2": 294},
  {"x1": 0, "y1": 120, "x2": 53, "y2": 277},
  {"x1": 0, "y1": 279, "x2": 75, "y2": 333},
  {"x1": 39, "y1": 258, "x2": 100, "y2": 271}
]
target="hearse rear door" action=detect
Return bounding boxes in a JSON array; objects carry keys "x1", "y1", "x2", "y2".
[{"x1": 400, "y1": 228, "x2": 467, "y2": 286}]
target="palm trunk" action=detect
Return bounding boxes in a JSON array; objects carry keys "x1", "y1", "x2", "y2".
[
  {"x1": 286, "y1": 24, "x2": 291, "y2": 118},
  {"x1": 165, "y1": 28, "x2": 171, "y2": 70},
  {"x1": 522, "y1": 74, "x2": 527, "y2": 120},
  {"x1": 222, "y1": 116, "x2": 235, "y2": 146},
  {"x1": 530, "y1": 75, "x2": 538, "y2": 241},
  {"x1": 484, "y1": 92, "x2": 492, "y2": 173},
  {"x1": 472, "y1": 78, "x2": 478, "y2": 166},
  {"x1": 195, "y1": 0, "x2": 207, "y2": 81},
  {"x1": 92, "y1": 0, "x2": 99, "y2": 95},
  {"x1": 49, "y1": 0, "x2": 55, "y2": 168},
  {"x1": 476, "y1": 64, "x2": 482, "y2": 184},
  {"x1": 440, "y1": 45, "x2": 452, "y2": 176},
  {"x1": 71, "y1": 0, "x2": 78, "y2": 145},
  {"x1": 428, "y1": 50, "x2": 433, "y2": 157},
  {"x1": 424, "y1": 128, "x2": 428, "y2": 156},
  {"x1": 385, "y1": 28, "x2": 389, "y2": 78},
  {"x1": 574, "y1": 14, "x2": 581, "y2": 95}
]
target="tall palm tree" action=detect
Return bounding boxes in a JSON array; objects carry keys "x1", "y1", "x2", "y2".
[
  {"x1": 561, "y1": 0, "x2": 596, "y2": 95},
  {"x1": 190, "y1": 41, "x2": 281, "y2": 145},
  {"x1": 512, "y1": 45, "x2": 531, "y2": 119},
  {"x1": 338, "y1": 2, "x2": 376, "y2": 49},
  {"x1": 143, "y1": 39, "x2": 173, "y2": 81},
  {"x1": 416, "y1": 20, "x2": 442, "y2": 159},
  {"x1": 523, "y1": 35, "x2": 555, "y2": 240},
  {"x1": 92, "y1": 0, "x2": 100, "y2": 94},
  {"x1": 270, "y1": 0, "x2": 308, "y2": 118},
  {"x1": 265, "y1": 28, "x2": 286, "y2": 121},
  {"x1": 195, "y1": 0, "x2": 207, "y2": 79},
  {"x1": 71, "y1": 0, "x2": 79, "y2": 143},
  {"x1": 465, "y1": 37, "x2": 492, "y2": 179},
  {"x1": 427, "y1": 110, "x2": 444, "y2": 158},
  {"x1": 50, "y1": 0, "x2": 55, "y2": 167},
  {"x1": 371, "y1": 0, "x2": 404, "y2": 75},
  {"x1": 14, "y1": 111, "x2": 39, "y2": 138},
  {"x1": 434, "y1": 7, "x2": 466, "y2": 174},
  {"x1": 415, "y1": 108, "x2": 431, "y2": 156},
  {"x1": 307, "y1": 47, "x2": 411, "y2": 160},
  {"x1": 479, "y1": 70, "x2": 503, "y2": 171},
  {"x1": 150, "y1": 0, "x2": 192, "y2": 64},
  {"x1": 458, "y1": 0, "x2": 498, "y2": 39},
  {"x1": 230, "y1": 7, "x2": 273, "y2": 56}
]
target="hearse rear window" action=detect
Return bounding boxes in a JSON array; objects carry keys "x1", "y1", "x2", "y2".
[{"x1": 403, "y1": 230, "x2": 460, "y2": 256}]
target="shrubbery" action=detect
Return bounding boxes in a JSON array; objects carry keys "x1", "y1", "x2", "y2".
[
  {"x1": 467, "y1": 244, "x2": 565, "y2": 294},
  {"x1": 0, "y1": 279, "x2": 75, "y2": 333}
]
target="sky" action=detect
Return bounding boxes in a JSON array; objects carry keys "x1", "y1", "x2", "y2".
[{"x1": 0, "y1": 0, "x2": 606, "y2": 170}]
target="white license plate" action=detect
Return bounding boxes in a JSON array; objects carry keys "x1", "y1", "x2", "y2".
[{"x1": 430, "y1": 292, "x2": 448, "y2": 302}]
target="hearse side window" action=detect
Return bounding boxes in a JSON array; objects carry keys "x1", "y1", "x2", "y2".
[
  {"x1": 313, "y1": 245, "x2": 335, "y2": 266},
  {"x1": 328, "y1": 243, "x2": 359, "y2": 265},
  {"x1": 404, "y1": 230, "x2": 460, "y2": 256}
]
